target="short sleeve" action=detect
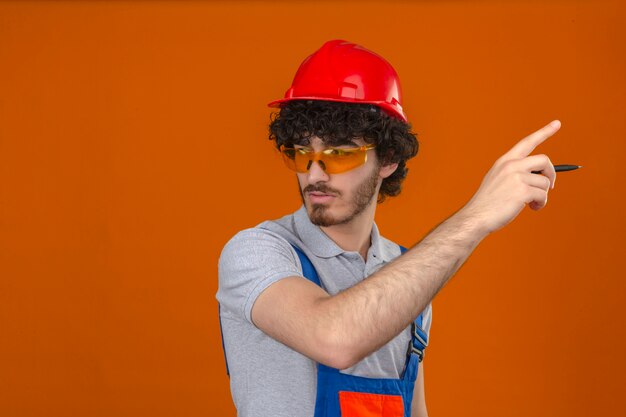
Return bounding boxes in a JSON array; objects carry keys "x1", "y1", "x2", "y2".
[{"x1": 217, "y1": 228, "x2": 303, "y2": 324}]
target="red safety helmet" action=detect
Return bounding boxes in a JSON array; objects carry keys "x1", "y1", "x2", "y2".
[{"x1": 268, "y1": 40, "x2": 408, "y2": 122}]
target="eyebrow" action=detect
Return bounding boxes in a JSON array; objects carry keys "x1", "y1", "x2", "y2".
[
  {"x1": 293, "y1": 137, "x2": 361, "y2": 147},
  {"x1": 332, "y1": 140, "x2": 361, "y2": 148},
  {"x1": 295, "y1": 142, "x2": 360, "y2": 149}
]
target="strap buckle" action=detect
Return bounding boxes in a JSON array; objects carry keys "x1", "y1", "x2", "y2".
[
  {"x1": 407, "y1": 322, "x2": 429, "y2": 363},
  {"x1": 413, "y1": 322, "x2": 429, "y2": 348}
]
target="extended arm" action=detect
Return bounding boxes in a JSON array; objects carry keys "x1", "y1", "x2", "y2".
[
  {"x1": 252, "y1": 207, "x2": 481, "y2": 369},
  {"x1": 252, "y1": 121, "x2": 560, "y2": 369}
]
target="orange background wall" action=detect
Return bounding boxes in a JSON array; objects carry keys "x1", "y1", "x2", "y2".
[{"x1": 1, "y1": 1, "x2": 624, "y2": 416}]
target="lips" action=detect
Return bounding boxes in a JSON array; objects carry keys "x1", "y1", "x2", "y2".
[{"x1": 307, "y1": 191, "x2": 336, "y2": 203}]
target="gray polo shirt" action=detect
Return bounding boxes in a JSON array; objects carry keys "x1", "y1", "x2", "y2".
[{"x1": 217, "y1": 205, "x2": 432, "y2": 417}]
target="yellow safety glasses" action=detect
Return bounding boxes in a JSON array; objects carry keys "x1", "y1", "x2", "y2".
[{"x1": 279, "y1": 143, "x2": 376, "y2": 174}]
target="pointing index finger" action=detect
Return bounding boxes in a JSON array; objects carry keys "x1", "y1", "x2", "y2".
[{"x1": 503, "y1": 120, "x2": 561, "y2": 160}]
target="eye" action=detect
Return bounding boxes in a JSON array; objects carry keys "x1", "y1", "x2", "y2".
[
  {"x1": 324, "y1": 148, "x2": 354, "y2": 156},
  {"x1": 280, "y1": 147, "x2": 297, "y2": 160},
  {"x1": 294, "y1": 147, "x2": 313, "y2": 155}
]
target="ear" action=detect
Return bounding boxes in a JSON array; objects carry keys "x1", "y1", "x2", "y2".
[{"x1": 378, "y1": 162, "x2": 399, "y2": 179}]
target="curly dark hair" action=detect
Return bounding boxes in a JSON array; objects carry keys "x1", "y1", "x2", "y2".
[{"x1": 268, "y1": 100, "x2": 419, "y2": 203}]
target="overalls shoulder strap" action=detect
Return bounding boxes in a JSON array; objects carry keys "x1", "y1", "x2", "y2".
[{"x1": 291, "y1": 244, "x2": 321, "y2": 286}]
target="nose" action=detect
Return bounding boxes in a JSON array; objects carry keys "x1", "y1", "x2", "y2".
[{"x1": 306, "y1": 159, "x2": 330, "y2": 183}]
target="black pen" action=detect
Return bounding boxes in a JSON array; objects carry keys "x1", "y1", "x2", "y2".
[{"x1": 532, "y1": 164, "x2": 582, "y2": 174}]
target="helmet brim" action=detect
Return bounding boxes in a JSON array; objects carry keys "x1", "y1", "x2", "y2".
[{"x1": 267, "y1": 97, "x2": 408, "y2": 123}]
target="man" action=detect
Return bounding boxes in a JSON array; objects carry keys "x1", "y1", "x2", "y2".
[{"x1": 217, "y1": 40, "x2": 559, "y2": 417}]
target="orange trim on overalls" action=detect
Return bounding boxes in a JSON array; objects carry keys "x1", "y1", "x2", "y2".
[{"x1": 339, "y1": 391, "x2": 405, "y2": 417}]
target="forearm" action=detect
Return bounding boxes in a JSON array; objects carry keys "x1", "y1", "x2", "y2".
[{"x1": 317, "y1": 208, "x2": 487, "y2": 368}]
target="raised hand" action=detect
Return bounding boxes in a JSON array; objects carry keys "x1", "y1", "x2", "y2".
[{"x1": 460, "y1": 120, "x2": 561, "y2": 235}]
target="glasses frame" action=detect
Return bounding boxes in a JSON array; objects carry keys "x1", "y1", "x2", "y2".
[{"x1": 279, "y1": 143, "x2": 377, "y2": 174}]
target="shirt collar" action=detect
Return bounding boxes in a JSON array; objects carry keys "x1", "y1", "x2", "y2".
[{"x1": 293, "y1": 205, "x2": 392, "y2": 261}]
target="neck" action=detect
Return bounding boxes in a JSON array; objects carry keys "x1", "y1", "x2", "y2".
[{"x1": 320, "y1": 199, "x2": 377, "y2": 261}]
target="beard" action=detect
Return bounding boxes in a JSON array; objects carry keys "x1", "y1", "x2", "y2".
[{"x1": 299, "y1": 167, "x2": 380, "y2": 227}]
